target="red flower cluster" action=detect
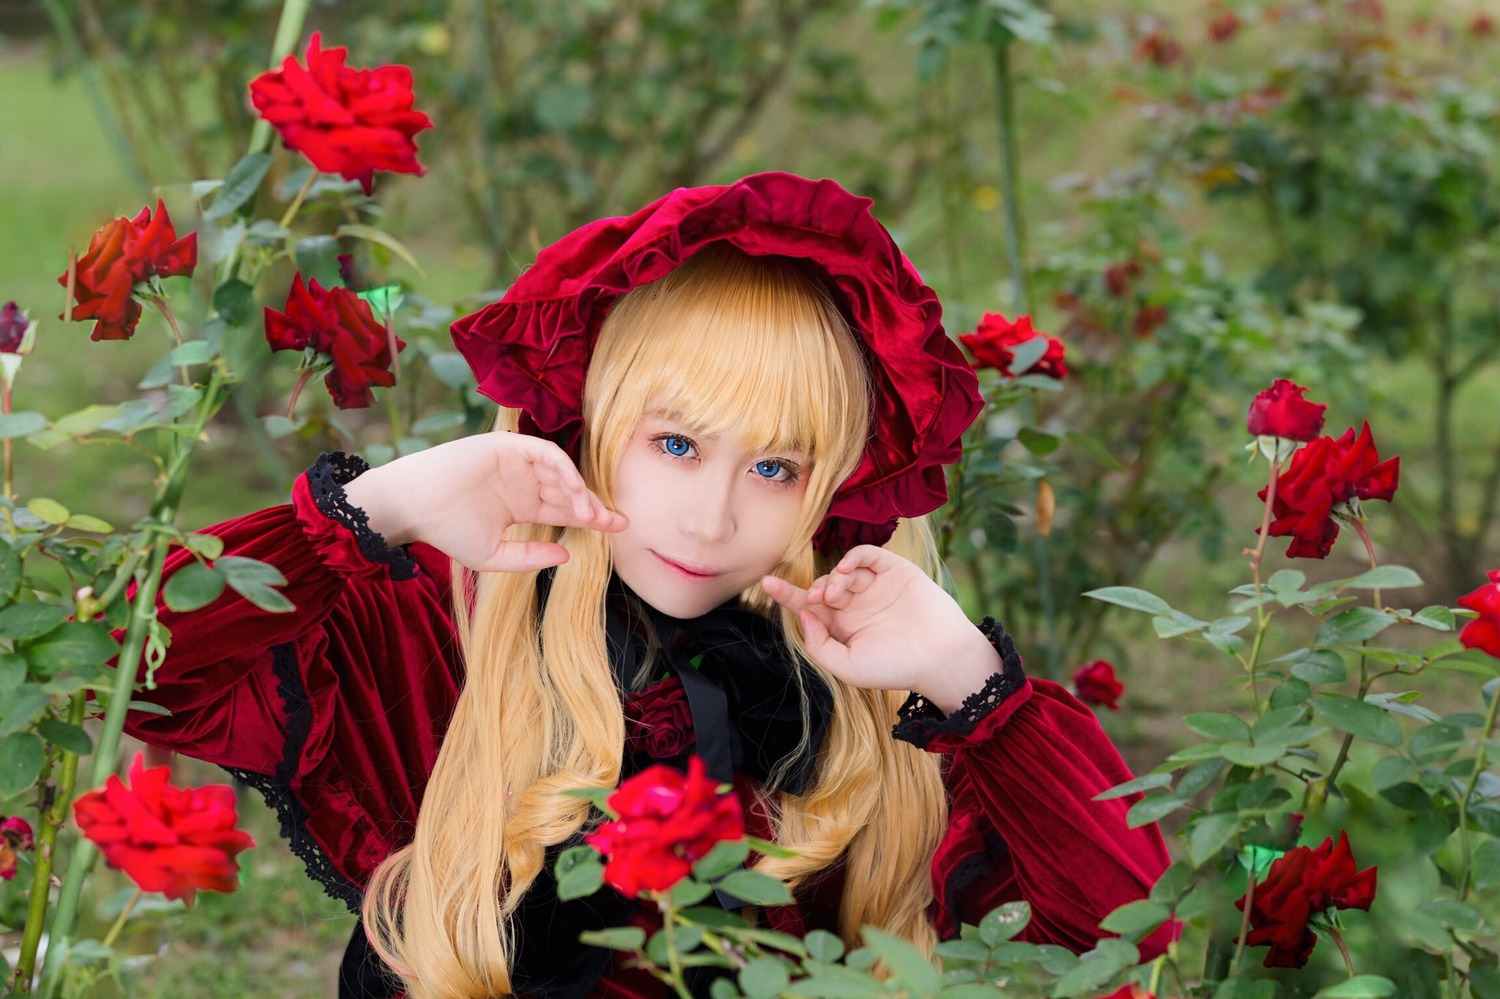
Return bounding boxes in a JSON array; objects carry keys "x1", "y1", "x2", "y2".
[
  {"x1": 624, "y1": 676, "x2": 696, "y2": 760},
  {"x1": 1258, "y1": 423, "x2": 1400, "y2": 559},
  {"x1": 73, "y1": 754, "x2": 255, "y2": 904},
  {"x1": 264, "y1": 273, "x2": 405, "y2": 409},
  {"x1": 58, "y1": 200, "x2": 197, "y2": 342},
  {"x1": 584, "y1": 756, "x2": 744, "y2": 897},
  {"x1": 249, "y1": 33, "x2": 433, "y2": 195},
  {"x1": 1236, "y1": 831, "x2": 1377, "y2": 968},
  {"x1": 1073, "y1": 660, "x2": 1124, "y2": 711},
  {"x1": 0, "y1": 301, "x2": 33, "y2": 355},
  {"x1": 1247, "y1": 379, "x2": 1327, "y2": 441},
  {"x1": 1136, "y1": 30, "x2": 1186, "y2": 68},
  {"x1": 959, "y1": 312, "x2": 1068, "y2": 380},
  {"x1": 1, "y1": 816, "x2": 34, "y2": 881},
  {"x1": 1458, "y1": 570, "x2": 1500, "y2": 659},
  {"x1": 1209, "y1": 10, "x2": 1242, "y2": 43}
]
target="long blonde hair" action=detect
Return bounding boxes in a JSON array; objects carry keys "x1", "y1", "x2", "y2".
[{"x1": 364, "y1": 245, "x2": 950, "y2": 997}]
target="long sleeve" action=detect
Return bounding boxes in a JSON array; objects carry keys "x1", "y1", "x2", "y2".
[
  {"x1": 895, "y1": 620, "x2": 1175, "y2": 958},
  {"x1": 122, "y1": 455, "x2": 463, "y2": 905}
]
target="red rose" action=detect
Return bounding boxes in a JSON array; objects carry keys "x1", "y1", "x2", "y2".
[
  {"x1": 264, "y1": 273, "x2": 405, "y2": 409},
  {"x1": 1247, "y1": 379, "x2": 1327, "y2": 441},
  {"x1": 73, "y1": 754, "x2": 254, "y2": 904},
  {"x1": 1103, "y1": 260, "x2": 1142, "y2": 298},
  {"x1": 1099, "y1": 988, "x2": 1155, "y2": 999},
  {"x1": 1135, "y1": 31, "x2": 1185, "y2": 68},
  {"x1": 1236, "y1": 831, "x2": 1377, "y2": 968},
  {"x1": 1073, "y1": 659, "x2": 1124, "y2": 711},
  {"x1": 585, "y1": 756, "x2": 745, "y2": 897},
  {"x1": 1209, "y1": 10, "x2": 1242, "y2": 42},
  {"x1": 249, "y1": 33, "x2": 434, "y2": 196},
  {"x1": 1, "y1": 301, "x2": 33, "y2": 355},
  {"x1": 1132, "y1": 303, "x2": 1169, "y2": 338},
  {"x1": 1458, "y1": 570, "x2": 1500, "y2": 659},
  {"x1": 625, "y1": 676, "x2": 696, "y2": 760},
  {"x1": 959, "y1": 312, "x2": 1068, "y2": 380},
  {"x1": 59, "y1": 200, "x2": 197, "y2": 342},
  {"x1": 1257, "y1": 422, "x2": 1400, "y2": 559},
  {"x1": 1, "y1": 815, "x2": 34, "y2": 881}
]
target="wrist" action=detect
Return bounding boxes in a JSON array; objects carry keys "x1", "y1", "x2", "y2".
[
  {"x1": 915, "y1": 626, "x2": 1002, "y2": 716},
  {"x1": 341, "y1": 463, "x2": 416, "y2": 547}
]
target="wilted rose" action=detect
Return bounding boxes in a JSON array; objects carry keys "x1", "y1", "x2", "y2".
[
  {"x1": 58, "y1": 200, "x2": 197, "y2": 342},
  {"x1": 73, "y1": 754, "x2": 254, "y2": 904},
  {"x1": 264, "y1": 273, "x2": 405, "y2": 409},
  {"x1": 959, "y1": 312, "x2": 1068, "y2": 380},
  {"x1": 1236, "y1": 831, "x2": 1377, "y2": 968},
  {"x1": 0, "y1": 816, "x2": 34, "y2": 881},
  {"x1": 1247, "y1": 379, "x2": 1327, "y2": 441},
  {"x1": 0, "y1": 301, "x2": 34, "y2": 356},
  {"x1": 1073, "y1": 659, "x2": 1124, "y2": 711},
  {"x1": 584, "y1": 756, "x2": 744, "y2": 897},
  {"x1": 1458, "y1": 570, "x2": 1500, "y2": 659},
  {"x1": 249, "y1": 33, "x2": 434, "y2": 195},
  {"x1": 1257, "y1": 422, "x2": 1400, "y2": 559}
]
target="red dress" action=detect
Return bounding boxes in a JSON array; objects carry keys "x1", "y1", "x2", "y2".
[{"x1": 123, "y1": 457, "x2": 1174, "y2": 997}]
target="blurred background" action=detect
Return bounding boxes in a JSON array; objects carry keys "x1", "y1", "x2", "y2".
[{"x1": 1, "y1": 0, "x2": 1497, "y2": 993}]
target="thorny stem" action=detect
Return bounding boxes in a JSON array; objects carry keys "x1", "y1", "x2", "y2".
[{"x1": 1458, "y1": 676, "x2": 1500, "y2": 900}]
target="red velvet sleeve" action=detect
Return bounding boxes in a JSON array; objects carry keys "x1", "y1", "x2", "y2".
[
  {"x1": 122, "y1": 471, "x2": 463, "y2": 900},
  {"x1": 920, "y1": 676, "x2": 1177, "y2": 959}
]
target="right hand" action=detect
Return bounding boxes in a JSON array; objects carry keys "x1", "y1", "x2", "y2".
[{"x1": 341, "y1": 432, "x2": 627, "y2": 572}]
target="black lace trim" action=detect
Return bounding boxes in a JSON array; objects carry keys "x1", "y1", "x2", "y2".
[
  {"x1": 891, "y1": 617, "x2": 1027, "y2": 748},
  {"x1": 306, "y1": 450, "x2": 419, "y2": 581},
  {"x1": 223, "y1": 642, "x2": 364, "y2": 915}
]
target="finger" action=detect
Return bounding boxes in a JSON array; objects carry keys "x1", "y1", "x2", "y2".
[
  {"x1": 482, "y1": 540, "x2": 570, "y2": 573},
  {"x1": 761, "y1": 574, "x2": 809, "y2": 614},
  {"x1": 798, "y1": 607, "x2": 851, "y2": 680},
  {"x1": 836, "y1": 544, "x2": 888, "y2": 573},
  {"x1": 825, "y1": 566, "x2": 877, "y2": 608}
]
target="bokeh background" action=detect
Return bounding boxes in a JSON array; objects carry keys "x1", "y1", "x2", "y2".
[{"x1": 2, "y1": 0, "x2": 1498, "y2": 993}]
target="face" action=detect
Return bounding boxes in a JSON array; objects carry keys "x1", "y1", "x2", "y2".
[{"x1": 608, "y1": 408, "x2": 811, "y2": 619}]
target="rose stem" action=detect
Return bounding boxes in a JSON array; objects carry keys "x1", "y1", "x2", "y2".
[
  {"x1": 100, "y1": 888, "x2": 144, "y2": 950},
  {"x1": 1331, "y1": 928, "x2": 1356, "y2": 979},
  {"x1": 1230, "y1": 868, "x2": 1256, "y2": 977},
  {"x1": 278, "y1": 169, "x2": 319, "y2": 230}
]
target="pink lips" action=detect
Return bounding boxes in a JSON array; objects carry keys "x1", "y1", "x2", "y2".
[{"x1": 653, "y1": 552, "x2": 722, "y2": 580}]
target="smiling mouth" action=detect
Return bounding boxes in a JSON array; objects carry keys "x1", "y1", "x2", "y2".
[{"x1": 652, "y1": 552, "x2": 723, "y2": 579}]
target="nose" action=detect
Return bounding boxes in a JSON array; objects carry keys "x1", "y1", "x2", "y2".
[{"x1": 679, "y1": 470, "x2": 737, "y2": 543}]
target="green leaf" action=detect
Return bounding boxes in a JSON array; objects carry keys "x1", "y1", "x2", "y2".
[
  {"x1": 162, "y1": 562, "x2": 227, "y2": 613},
  {"x1": 1311, "y1": 975, "x2": 1396, "y2": 997},
  {"x1": 1219, "y1": 742, "x2": 1287, "y2": 767},
  {"x1": 1472, "y1": 838, "x2": 1500, "y2": 889},
  {"x1": 293, "y1": 235, "x2": 342, "y2": 288},
  {"x1": 1153, "y1": 610, "x2": 1209, "y2": 638},
  {"x1": 739, "y1": 957, "x2": 791, "y2": 999},
  {"x1": 1419, "y1": 898, "x2": 1483, "y2": 932},
  {"x1": 1370, "y1": 755, "x2": 1417, "y2": 790},
  {"x1": 0, "y1": 541, "x2": 19, "y2": 602},
  {"x1": 0, "y1": 685, "x2": 50, "y2": 738},
  {"x1": 555, "y1": 856, "x2": 604, "y2": 901},
  {"x1": 933, "y1": 939, "x2": 989, "y2": 963},
  {"x1": 863, "y1": 928, "x2": 942, "y2": 999},
  {"x1": 1063, "y1": 431, "x2": 1124, "y2": 472},
  {"x1": 978, "y1": 901, "x2": 1031, "y2": 944},
  {"x1": 692, "y1": 837, "x2": 750, "y2": 880},
  {"x1": 0, "y1": 652, "x2": 24, "y2": 695},
  {"x1": 1291, "y1": 650, "x2": 1348, "y2": 685},
  {"x1": 645, "y1": 923, "x2": 704, "y2": 965},
  {"x1": 1337, "y1": 565, "x2": 1422, "y2": 590},
  {"x1": 668, "y1": 877, "x2": 713, "y2": 907},
  {"x1": 1189, "y1": 813, "x2": 1241, "y2": 867},
  {"x1": 1214, "y1": 982, "x2": 1277, "y2": 999},
  {"x1": 1469, "y1": 964, "x2": 1500, "y2": 999},
  {"x1": 1412, "y1": 606, "x2": 1455, "y2": 631},
  {"x1": 1049, "y1": 938, "x2": 1137, "y2": 997},
  {"x1": 1126, "y1": 794, "x2": 1185, "y2": 828},
  {"x1": 212, "y1": 279, "x2": 256, "y2": 327},
  {"x1": 1267, "y1": 569, "x2": 1306, "y2": 595},
  {"x1": 0, "y1": 603, "x2": 69, "y2": 642},
  {"x1": 1017, "y1": 427, "x2": 1060, "y2": 456},
  {"x1": 167, "y1": 340, "x2": 215, "y2": 367},
  {"x1": 745, "y1": 835, "x2": 798, "y2": 859},
  {"x1": 0, "y1": 731, "x2": 44, "y2": 796},
  {"x1": 335, "y1": 224, "x2": 427, "y2": 277},
  {"x1": 204, "y1": 152, "x2": 272, "y2": 220},
  {"x1": 577, "y1": 927, "x2": 645, "y2": 952},
  {"x1": 1178, "y1": 758, "x2": 1229, "y2": 798},
  {"x1": 1185, "y1": 712, "x2": 1251, "y2": 742},
  {"x1": 21, "y1": 621, "x2": 119, "y2": 674},
  {"x1": 1098, "y1": 899, "x2": 1170, "y2": 937},
  {"x1": 1093, "y1": 772, "x2": 1174, "y2": 801},
  {"x1": 184, "y1": 533, "x2": 225, "y2": 561},
  {"x1": 804, "y1": 929, "x2": 845, "y2": 963},
  {"x1": 1083, "y1": 586, "x2": 1172, "y2": 616},
  {"x1": 64, "y1": 513, "x2": 114, "y2": 533},
  {"x1": 716, "y1": 870, "x2": 793, "y2": 906},
  {"x1": 52, "y1": 404, "x2": 126, "y2": 437},
  {"x1": 26, "y1": 497, "x2": 69, "y2": 525},
  {"x1": 1312, "y1": 694, "x2": 1404, "y2": 747},
  {"x1": 37, "y1": 718, "x2": 92, "y2": 754},
  {"x1": 0, "y1": 411, "x2": 48, "y2": 439},
  {"x1": 1315, "y1": 607, "x2": 1396, "y2": 647}
]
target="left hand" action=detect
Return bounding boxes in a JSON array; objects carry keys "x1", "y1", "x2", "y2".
[{"x1": 761, "y1": 546, "x2": 999, "y2": 713}]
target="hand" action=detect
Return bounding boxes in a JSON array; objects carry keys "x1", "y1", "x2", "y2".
[
  {"x1": 342, "y1": 432, "x2": 627, "y2": 573},
  {"x1": 761, "y1": 546, "x2": 999, "y2": 714}
]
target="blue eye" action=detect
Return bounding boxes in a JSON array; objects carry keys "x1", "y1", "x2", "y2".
[
  {"x1": 663, "y1": 435, "x2": 692, "y2": 456},
  {"x1": 755, "y1": 460, "x2": 783, "y2": 479}
]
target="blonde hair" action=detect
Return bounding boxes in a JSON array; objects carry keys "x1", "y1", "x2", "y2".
[{"x1": 364, "y1": 245, "x2": 949, "y2": 997}]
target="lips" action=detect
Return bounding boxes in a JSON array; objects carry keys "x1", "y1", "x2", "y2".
[{"x1": 653, "y1": 552, "x2": 723, "y2": 579}]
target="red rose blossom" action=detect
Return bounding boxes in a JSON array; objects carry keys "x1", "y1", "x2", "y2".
[
  {"x1": 1104, "y1": 260, "x2": 1142, "y2": 298},
  {"x1": 264, "y1": 273, "x2": 405, "y2": 409},
  {"x1": 959, "y1": 312, "x2": 1068, "y2": 380},
  {"x1": 248, "y1": 33, "x2": 434, "y2": 196},
  {"x1": 1209, "y1": 10, "x2": 1242, "y2": 42},
  {"x1": 1247, "y1": 379, "x2": 1327, "y2": 441},
  {"x1": 1, "y1": 301, "x2": 34, "y2": 355},
  {"x1": 58, "y1": 200, "x2": 197, "y2": 342},
  {"x1": 1458, "y1": 570, "x2": 1500, "y2": 659},
  {"x1": 1132, "y1": 303, "x2": 1169, "y2": 338},
  {"x1": 1073, "y1": 660, "x2": 1124, "y2": 711},
  {"x1": 584, "y1": 756, "x2": 745, "y2": 897},
  {"x1": 625, "y1": 676, "x2": 696, "y2": 760},
  {"x1": 1136, "y1": 30, "x2": 1186, "y2": 68},
  {"x1": 73, "y1": 754, "x2": 254, "y2": 904},
  {"x1": 1257, "y1": 422, "x2": 1400, "y2": 559},
  {"x1": 1236, "y1": 831, "x2": 1376, "y2": 968},
  {"x1": 1, "y1": 815, "x2": 34, "y2": 881}
]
